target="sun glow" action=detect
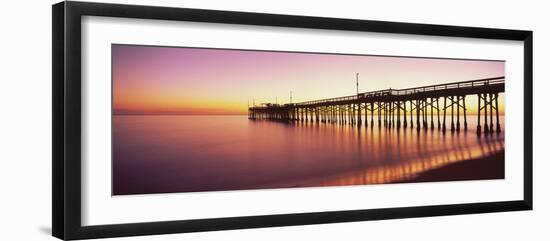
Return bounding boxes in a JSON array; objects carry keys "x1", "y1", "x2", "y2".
[{"x1": 112, "y1": 45, "x2": 505, "y2": 115}]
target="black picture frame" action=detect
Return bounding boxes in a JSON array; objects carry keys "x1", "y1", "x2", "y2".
[{"x1": 52, "y1": 1, "x2": 533, "y2": 240}]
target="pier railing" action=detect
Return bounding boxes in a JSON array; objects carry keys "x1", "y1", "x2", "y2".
[
  {"x1": 248, "y1": 76, "x2": 504, "y2": 136},
  {"x1": 294, "y1": 76, "x2": 504, "y2": 107}
]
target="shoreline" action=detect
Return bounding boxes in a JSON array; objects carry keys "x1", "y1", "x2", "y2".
[{"x1": 397, "y1": 151, "x2": 505, "y2": 183}]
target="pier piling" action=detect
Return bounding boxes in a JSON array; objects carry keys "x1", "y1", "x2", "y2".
[{"x1": 248, "y1": 77, "x2": 504, "y2": 136}]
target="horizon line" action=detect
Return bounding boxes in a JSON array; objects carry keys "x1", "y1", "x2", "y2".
[
  {"x1": 113, "y1": 113, "x2": 248, "y2": 116},
  {"x1": 112, "y1": 113, "x2": 505, "y2": 116}
]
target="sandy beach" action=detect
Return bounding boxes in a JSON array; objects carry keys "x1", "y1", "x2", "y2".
[{"x1": 398, "y1": 151, "x2": 505, "y2": 183}]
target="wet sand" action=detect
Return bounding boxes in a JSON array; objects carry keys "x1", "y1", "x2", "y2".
[{"x1": 398, "y1": 151, "x2": 504, "y2": 183}]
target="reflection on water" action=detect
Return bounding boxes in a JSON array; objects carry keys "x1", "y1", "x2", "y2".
[{"x1": 113, "y1": 115, "x2": 504, "y2": 195}]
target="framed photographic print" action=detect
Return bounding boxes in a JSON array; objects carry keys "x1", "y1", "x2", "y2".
[{"x1": 52, "y1": 1, "x2": 533, "y2": 240}]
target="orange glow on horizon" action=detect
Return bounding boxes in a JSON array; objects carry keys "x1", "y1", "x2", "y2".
[{"x1": 112, "y1": 45, "x2": 506, "y2": 115}]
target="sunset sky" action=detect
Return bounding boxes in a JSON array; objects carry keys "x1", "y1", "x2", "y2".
[{"x1": 112, "y1": 44, "x2": 505, "y2": 115}]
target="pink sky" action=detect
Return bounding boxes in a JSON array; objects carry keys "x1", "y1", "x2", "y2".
[{"x1": 112, "y1": 44, "x2": 504, "y2": 115}]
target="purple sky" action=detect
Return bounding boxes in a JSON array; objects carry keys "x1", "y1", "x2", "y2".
[{"x1": 112, "y1": 45, "x2": 504, "y2": 115}]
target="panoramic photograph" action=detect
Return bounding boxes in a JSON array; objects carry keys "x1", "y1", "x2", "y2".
[{"x1": 112, "y1": 44, "x2": 505, "y2": 196}]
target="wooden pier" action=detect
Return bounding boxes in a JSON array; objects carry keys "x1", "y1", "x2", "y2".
[{"x1": 248, "y1": 76, "x2": 504, "y2": 136}]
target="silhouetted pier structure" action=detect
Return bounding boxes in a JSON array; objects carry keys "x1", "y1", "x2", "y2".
[{"x1": 248, "y1": 76, "x2": 504, "y2": 136}]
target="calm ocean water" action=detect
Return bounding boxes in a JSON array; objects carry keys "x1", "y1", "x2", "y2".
[{"x1": 113, "y1": 115, "x2": 504, "y2": 195}]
